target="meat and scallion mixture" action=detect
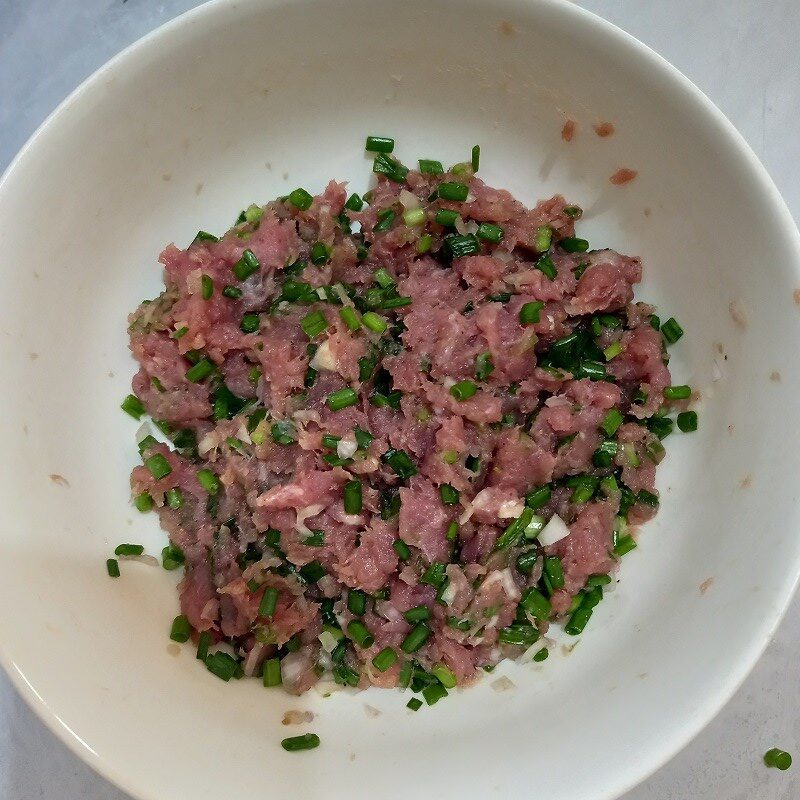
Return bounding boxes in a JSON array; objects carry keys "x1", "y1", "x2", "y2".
[{"x1": 115, "y1": 137, "x2": 696, "y2": 722}]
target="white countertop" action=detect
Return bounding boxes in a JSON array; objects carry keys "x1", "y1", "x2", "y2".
[{"x1": 1, "y1": 1, "x2": 799, "y2": 797}]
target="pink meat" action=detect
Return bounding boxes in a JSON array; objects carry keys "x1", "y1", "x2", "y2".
[{"x1": 398, "y1": 477, "x2": 452, "y2": 564}]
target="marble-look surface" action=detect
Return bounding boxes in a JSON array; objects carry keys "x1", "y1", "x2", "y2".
[{"x1": 1, "y1": 1, "x2": 798, "y2": 797}]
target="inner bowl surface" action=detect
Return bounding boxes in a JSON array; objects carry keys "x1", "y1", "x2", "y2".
[{"x1": 2, "y1": 1, "x2": 800, "y2": 799}]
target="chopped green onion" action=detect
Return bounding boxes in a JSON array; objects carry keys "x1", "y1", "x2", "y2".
[
  {"x1": 300, "y1": 310, "x2": 328, "y2": 338},
  {"x1": 416, "y1": 233, "x2": 433, "y2": 253},
  {"x1": 192, "y1": 230, "x2": 219, "y2": 245},
  {"x1": 600, "y1": 408, "x2": 624, "y2": 437},
  {"x1": 442, "y1": 234, "x2": 479, "y2": 259},
  {"x1": 354, "y1": 427, "x2": 373, "y2": 449},
  {"x1": 431, "y1": 663, "x2": 457, "y2": 688},
  {"x1": 134, "y1": 493, "x2": 153, "y2": 513},
  {"x1": 281, "y1": 733, "x2": 320, "y2": 752},
  {"x1": 383, "y1": 449, "x2": 418, "y2": 479},
  {"x1": 263, "y1": 657, "x2": 282, "y2": 687},
  {"x1": 442, "y1": 449, "x2": 459, "y2": 465},
  {"x1": 172, "y1": 327, "x2": 188, "y2": 342},
  {"x1": 401, "y1": 623, "x2": 432, "y2": 653},
  {"x1": 476, "y1": 222, "x2": 503, "y2": 243},
  {"x1": 259, "y1": 587, "x2": 278, "y2": 617},
  {"x1": 516, "y1": 549, "x2": 538, "y2": 574},
  {"x1": 563, "y1": 206, "x2": 583, "y2": 219},
  {"x1": 474, "y1": 351, "x2": 494, "y2": 380},
  {"x1": 535, "y1": 253, "x2": 557, "y2": 280},
  {"x1": 373, "y1": 153, "x2": 409, "y2": 182},
  {"x1": 764, "y1": 748, "x2": 792, "y2": 770},
  {"x1": 471, "y1": 144, "x2": 480, "y2": 172},
  {"x1": 569, "y1": 475, "x2": 599, "y2": 504},
  {"x1": 420, "y1": 562, "x2": 446, "y2": 588},
  {"x1": 222, "y1": 285, "x2": 243, "y2": 299},
  {"x1": 299, "y1": 560, "x2": 326, "y2": 583},
  {"x1": 347, "y1": 589, "x2": 367, "y2": 616},
  {"x1": 498, "y1": 624, "x2": 540, "y2": 647},
  {"x1": 532, "y1": 647, "x2": 549, "y2": 662},
  {"x1": 592, "y1": 439, "x2": 618, "y2": 468},
  {"x1": 418, "y1": 159, "x2": 444, "y2": 174},
  {"x1": 438, "y1": 182, "x2": 469, "y2": 201},
  {"x1": 520, "y1": 587, "x2": 552, "y2": 619},
  {"x1": 326, "y1": 387, "x2": 358, "y2": 411},
  {"x1": 525, "y1": 485, "x2": 552, "y2": 509},
  {"x1": 271, "y1": 420, "x2": 297, "y2": 445},
  {"x1": 196, "y1": 630, "x2": 211, "y2": 661},
  {"x1": 373, "y1": 209, "x2": 396, "y2": 233},
  {"x1": 603, "y1": 341, "x2": 623, "y2": 361},
  {"x1": 170, "y1": 614, "x2": 191, "y2": 643},
  {"x1": 534, "y1": 226, "x2": 553, "y2": 252},
  {"x1": 162, "y1": 543, "x2": 185, "y2": 570},
  {"x1": 366, "y1": 135, "x2": 395, "y2": 153},
  {"x1": 393, "y1": 538, "x2": 411, "y2": 560},
  {"x1": 201, "y1": 274, "x2": 214, "y2": 300},
  {"x1": 435, "y1": 208, "x2": 460, "y2": 227},
  {"x1": 407, "y1": 697, "x2": 423, "y2": 711},
  {"x1": 646, "y1": 415, "x2": 674, "y2": 439},
  {"x1": 543, "y1": 555, "x2": 565, "y2": 590},
  {"x1": 439, "y1": 484, "x2": 459, "y2": 505},
  {"x1": 121, "y1": 394, "x2": 145, "y2": 420},
  {"x1": 240, "y1": 313, "x2": 260, "y2": 333},
  {"x1": 205, "y1": 651, "x2": 239, "y2": 681},
  {"x1": 310, "y1": 241, "x2": 330, "y2": 264},
  {"x1": 138, "y1": 435, "x2": 158, "y2": 455},
  {"x1": 677, "y1": 410, "x2": 698, "y2": 432},
  {"x1": 613, "y1": 534, "x2": 637, "y2": 557},
  {"x1": 450, "y1": 380, "x2": 477, "y2": 401},
  {"x1": 371, "y1": 647, "x2": 398, "y2": 672},
  {"x1": 106, "y1": 558, "x2": 120, "y2": 578},
  {"x1": 303, "y1": 529, "x2": 325, "y2": 547},
  {"x1": 494, "y1": 508, "x2": 534, "y2": 550},
  {"x1": 347, "y1": 620, "x2": 375, "y2": 648},
  {"x1": 637, "y1": 489, "x2": 659, "y2": 507},
  {"x1": 560, "y1": 237, "x2": 589, "y2": 253},
  {"x1": 404, "y1": 605, "x2": 431, "y2": 623},
  {"x1": 661, "y1": 317, "x2": 683, "y2": 344},
  {"x1": 403, "y1": 206, "x2": 426, "y2": 227},
  {"x1": 145, "y1": 453, "x2": 172, "y2": 480},
  {"x1": 362, "y1": 311, "x2": 388, "y2": 333},
  {"x1": 343, "y1": 480, "x2": 363, "y2": 514},
  {"x1": 197, "y1": 469, "x2": 220, "y2": 494},
  {"x1": 288, "y1": 188, "x2": 313, "y2": 210},
  {"x1": 664, "y1": 385, "x2": 691, "y2": 400},
  {"x1": 232, "y1": 249, "x2": 260, "y2": 281},
  {"x1": 519, "y1": 301, "x2": 545, "y2": 325},
  {"x1": 345, "y1": 194, "x2": 363, "y2": 213},
  {"x1": 185, "y1": 358, "x2": 214, "y2": 383}
]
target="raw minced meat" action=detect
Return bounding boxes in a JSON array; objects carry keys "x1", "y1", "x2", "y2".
[{"x1": 121, "y1": 140, "x2": 691, "y2": 701}]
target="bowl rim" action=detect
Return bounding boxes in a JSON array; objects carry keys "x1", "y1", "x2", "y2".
[{"x1": 2, "y1": 0, "x2": 800, "y2": 798}]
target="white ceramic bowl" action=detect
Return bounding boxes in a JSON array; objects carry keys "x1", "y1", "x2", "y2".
[{"x1": 2, "y1": 1, "x2": 800, "y2": 798}]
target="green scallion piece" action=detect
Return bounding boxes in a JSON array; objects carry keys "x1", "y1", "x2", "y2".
[
  {"x1": 170, "y1": 614, "x2": 191, "y2": 643},
  {"x1": 195, "y1": 630, "x2": 211, "y2": 661},
  {"x1": 435, "y1": 208, "x2": 460, "y2": 227},
  {"x1": 613, "y1": 534, "x2": 637, "y2": 557},
  {"x1": 197, "y1": 469, "x2": 220, "y2": 494},
  {"x1": 393, "y1": 538, "x2": 411, "y2": 560},
  {"x1": 281, "y1": 733, "x2": 320, "y2": 752},
  {"x1": 134, "y1": 493, "x2": 153, "y2": 513},
  {"x1": 498, "y1": 624, "x2": 540, "y2": 647},
  {"x1": 431, "y1": 663, "x2": 457, "y2": 688},
  {"x1": 106, "y1": 558, "x2": 120, "y2": 578},
  {"x1": 383, "y1": 449, "x2": 418, "y2": 479},
  {"x1": 240, "y1": 313, "x2": 260, "y2": 333},
  {"x1": 439, "y1": 484, "x2": 459, "y2": 505},
  {"x1": 401, "y1": 623, "x2": 432, "y2": 653},
  {"x1": 450, "y1": 380, "x2": 477, "y2": 401},
  {"x1": 600, "y1": 408, "x2": 624, "y2": 437},
  {"x1": 664, "y1": 384, "x2": 691, "y2": 400},
  {"x1": 446, "y1": 521, "x2": 459, "y2": 542},
  {"x1": 404, "y1": 605, "x2": 431, "y2": 623},
  {"x1": 764, "y1": 748, "x2": 792, "y2": 770},
  {"x1": 263, "y1": 657, "x2": 282, "y2": 687},
  {"x1": 192, "y1": 230, "x2": 219, "y2": 245},
  {"x1": 144, "y1": 453, "x2": 172, "y2": 480},
  {"x1": 185, "y1": 358, "x2": 214, "y2": 383},
  {"x1": 407, "y1": 697, "x2": 423, "y2": 711},
  {"x1": 535, "y1": 253, "x2": 557, "y2": 280},
  {"x1": 418, "y1": 159, "x2": 444, "y2": 174},
  {"x1": 525, "y1": 485, "x2": 551, "y2": 509},
  {"x1": 442, "y1": 233, "x2": 480, "y2": 259},
  {"x1": 288, "y1": 188, "x2": 314, "y2": 211},
  {"x1": 438, "y1": 182, "x2": 469, "y2": 201},
  {"x1": 373, "y1": 153, "x2": 409, "y2": 182},
  {"x1": 162, "y1": 543, "x2": 185, "y2": 570},
  {"x1": 520, "y1": 587, "x2": 552, "y2": 619},
  {"x1": 373, "y1": 209, "x2": 396, "y2": 233},
  {"x1": 222, "y1": 285, "x2": 243, "y2": 299},
  {"x1": 637, "y1": 489, "x2": 659, "y2": 508},
  {"x1": 494, "y1": 508, "x2": 534, "y2": 550},
  {"x1": 534, "y1": 226, "x2": 553, "y2": 252},
  {"x1": 121, "y1": 394, "x2": 146, "y2": 420},
  {"x1": 347, "y1": 620, "x2": 375, "y2": 648},
  {"x1": 661, "y1": 317, "x2": 683, "y2": 344},
  {"x1": 372, "y1": 647, "x2": 398, "y2": 673},
  {"x1": 172, "y1": 326, "x2": 188, "y2": 340},
  {"x1": 422, "y1": 682, "x2": 448, "y2": 705},
  {"x1": 560, "y1": 237, "x2": 589, "y2": 253},
  {"x1": 347, "y1": 589, "x2": 367, "y2": 617},
  {"x1": 300, "y1": 310, "x2": 328, "y2": 338},
  {"x1": 543, "y1": 555, "x2": 565, "y2": 590},
  {"x1": 232, "y1": 249, "x2": 260, "y2": 281},
  {"x1": 519, "y1": 301, "x2": 545, "y2": 325},
  {"x1": 416, "y1": 233, "x2": 433, "y2": 253},
  {"x1": 471, "y1": 144, "x2": 480, "y2": 172},
  {"x1": 326, "y1": 387, "x2": 358, "y2": 411},
  {"x1": 603, "y1": 341, "x2": 623, "y2": 361},
  {"x1": 403, "y1": 206, "x2": 425, "y2": 227},
  {"x1": 310, "y1": 241, "x2": 330, "y2": 265},
  {"x1": 362, "y1": 311, "x2": 388, "y2": 333},
  {"x1": 343, "y1": 480, "x2": 363, "y2": 514},
  {"x1": 345, "y1": 193, "x2": 363, "y2": 211},
  {"x1": 201, "y1": 274, "x2": 214, "y2": 300},
  {"x1": 338, "y1": 306, "x2": 361, "y2": 332},
  {"x1": 476, "y1": 222, "x2": 503, "y2": 243},
  {"x1": 271, "y1": 420, "x2": 296, "y2": 445},
  {"x1": 366, "y1": 135, "x2": 395, "y2": 153},
  {"x1": 646, "y1": 415, "x2": 674, "y2": 439},
  {"x1": 532, "y1": 647, "x2": 549, "y2": 662},
  {"x1": 474, "y1": 351, "x2": 494, "y2": 381},
  {"x1": 677, "y1": 410, "x2": 698, "y2": 432},
  {"x1": 569, "y1": 475, "x2": 599, "y2": 504},
  {"x1": 259, "y1": 587, "x2": 278, "y2": 618},
  {"x1": 420, "y1": 562, "x2": 446, "y2": 587}
]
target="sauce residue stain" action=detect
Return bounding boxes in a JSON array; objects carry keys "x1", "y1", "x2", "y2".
[
  {"x1": 729, "y1": 299, "x2": 748, "y2": 328},
  {"x1": 794, "y1": 289, "x2": 800, "y2": 307},
  {"x1": 499, "y1": 20, "x2": 515, "y2": 36},
  {"x1": 700, "y1": 577, "x2": 714, "y2": 595},
  {"x1": 561, "y1": 120, "x2": 576, "y2": 142},
  {"x1": 161, "y1": 173, "x2": 172, "y2": 182},
  {"x1": 282, "y1": 710, "x2": 314, "y2": 726},
  {"x1": 610, "y1": 168, "x2": 637, "y2": 185},
  {"x1": 49, "y1": 473, "x2": 70, "y2": 487},
  {"x1": 29, "y1": 352, "x2": 38, "y2": 360},
  {"x1": 770, "y1": 370, "x2": 781, "y2": 382},
  {"x1": 195, "y1": 182, "x2": 204, "y2": 196},
  {"x1": 166, "y1": 643, "x2": 181, "y2": 657},
  {"x1": 739, "y1": 475, "x2": 753, "y2": 489},
  {"x1": 593, "y1": 122, "x2": 615, "y2": 137},
  {"x1": 643, "y1": 207, "x2": 651, "y2": 217}
]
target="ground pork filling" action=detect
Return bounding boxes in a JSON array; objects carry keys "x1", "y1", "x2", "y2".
[{"x1": 122, "y1": 143, "x2": 691, "y2": 703}]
